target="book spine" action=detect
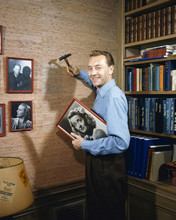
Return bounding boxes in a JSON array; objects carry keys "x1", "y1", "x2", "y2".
[
  {"x1": 160, "y1": 8, "x2": 166, "y2": 36},
  {"x1": 163, "y1": 99, "x2": 167, "y2": 134},
  {"x1": 137, "y1": 15, "x2": 142, "y2": 41},
  {"x1": 142, "y1": 14, "x2": 146, "y2": 41},
  {"x1": 129, "y1": 17, "x2": 134, "y2": 43},
  {"x1": 146, "y1": 13, "x2": 151, "y2": 39},
  {"x1": 164, "y1": 60, "x2": 171, "y2": 91},
  {"x1": 152, "y1": 65, "x2": 160, "y2": 91},
  {"x1": 174, "y1": 98, "x2": 176, "y2": 135},
  {"x1": 159, "y1": 65, "x2": 164, "y2": 91},
  {"x1": 165, "y1": 6, "x2": 172, "y2": 35},
  {"x1": 171, "y1": 5, "x2": 176, "y2": 34},
  {"x1": 166, "y1": 98, "x2": 171, "y2": 134},
  {"x1": 170, "y1": 98, "x2": 175, "y2": 135},
  {"x1": 125, "y1": 19, "x2": 130, "y2": 43},
  {"x1": 151, "y1": 11, "x2": 155, "y2": 38},
  {"x1": 155, "y1": 10, "x2": 161, "y2": 38},
  {"x1": 133, "y1": 17, "x2": 138, "y2": 42}
]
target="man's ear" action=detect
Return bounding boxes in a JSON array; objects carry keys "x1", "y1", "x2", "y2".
[{"x1": 109, "y1": 65, "x2": 114, "y2": 75}]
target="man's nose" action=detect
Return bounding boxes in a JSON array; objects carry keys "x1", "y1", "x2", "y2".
[{"x1": 91, "y1": 68, "x2": 96, "y2": 75}]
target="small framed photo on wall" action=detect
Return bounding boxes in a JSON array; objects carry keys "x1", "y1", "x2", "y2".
[
  {"x1": 0, "y1": 104, "x2": 6, "y2": 137},
  {"x1": 10, "y1": 101, "x2": 33, "y2": 132},
  {"x1": 0, "y1": 25, "x2": 2, "y2": 55},
  {"x1": 56, "y1": 97, "x2": 107, "y2": 140},
  {"x1": 6, "y1": 57, "x2": 33, "y2": 93}
]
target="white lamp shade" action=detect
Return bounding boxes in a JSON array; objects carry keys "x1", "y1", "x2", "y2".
[{"x1": 0, "y1": 157, "x2": 34, "y2": 217}]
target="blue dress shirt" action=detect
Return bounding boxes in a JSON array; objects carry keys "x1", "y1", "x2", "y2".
[{"x1": 77, "y1": 70, "x2": 130, "y2": 156}]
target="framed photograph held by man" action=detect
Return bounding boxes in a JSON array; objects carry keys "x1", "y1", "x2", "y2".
[{"x1": 56, "y1": 97, "x2": 107, "y2": 140}]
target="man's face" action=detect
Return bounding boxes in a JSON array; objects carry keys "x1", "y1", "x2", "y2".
[
  {"x1": 88, "y1": 55, "x2": 114, "y2": 89},
  {"x1": 13, "y1": 65, "x2": 21, "y2": 77}
]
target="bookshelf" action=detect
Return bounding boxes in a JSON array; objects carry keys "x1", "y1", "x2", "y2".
[{"x1": 123, "y1": 1, "x2": 176, "y2": 219}]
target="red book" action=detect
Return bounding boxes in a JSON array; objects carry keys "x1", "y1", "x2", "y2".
[{"x1": 133, "y1": 68, "x2": 137, "y2": 91}]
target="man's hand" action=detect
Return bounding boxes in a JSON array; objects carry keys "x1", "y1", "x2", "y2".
[
  {"x1": 71, "y1": 133, "x2": 84, "y2": 150},
  {"x1": 67, "y1": 65, "x2": 80, "y2": 77}
]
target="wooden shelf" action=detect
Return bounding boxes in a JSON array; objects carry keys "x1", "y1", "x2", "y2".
[
  {"x1": 124, "y1": 55, "x2": 176, "y2": 66},
  {"x1": 130, "y1": 129, "x2": 176, "y2": 139},
  {"x1": 125, "y1": 34, "x2": 176, "y2": 49},
  {"x1": 125, "y1": 91, "x2": 176, "y2": 95},
  {"x1": 125, "y1": 0, "x2": 176, "y2": 17}
]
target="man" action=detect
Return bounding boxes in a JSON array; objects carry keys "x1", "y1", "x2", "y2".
[
  {"x1": 67, "y1": 50, "x2": 130, "y2": 220},
  {"x1": 8, "y1": 64, "x2": 23, "y2": 91}
]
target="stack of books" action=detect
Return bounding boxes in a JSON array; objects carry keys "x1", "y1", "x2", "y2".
[{"x1": 125, "y1": 135, "x2": 173, "y2": 181}]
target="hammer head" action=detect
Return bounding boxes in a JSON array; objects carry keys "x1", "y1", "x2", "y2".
[{"x1": 59, "y1": 53, "x2": 71, "y2": 61}]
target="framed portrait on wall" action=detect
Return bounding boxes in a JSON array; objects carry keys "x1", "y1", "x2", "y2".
[
  {"x1": 6, "y1": 57, "x2": 33, "y2": 93},
  {"x1": 10, "y1": 101, "x2": 33, "y2": 132},
  {"x1": 0, "y1": 104, "x2": 6, "y2": 137},
  {"x1": 0, "y1": 25, "x2": 2, "y2": 55},
  {"x1": 56, "y1": 97, "x2": 107, "y2": 140}
]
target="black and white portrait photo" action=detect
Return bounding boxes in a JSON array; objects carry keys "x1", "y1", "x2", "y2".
[
  {"x1": 10, "y1": 101, "x2": 33, "y2": 132},
  {"x1": 56, "y1": 98, "x2": 107, "y2": 140},
  {"x1": 0, "y1": 25, "x2": 2, "y2": 55},
  {"x1": 0, "y1": 104, "x2": 5, "y2": 137},
  {"x1": 7, "y1": 57, "x2": 33, "y2": 93}
]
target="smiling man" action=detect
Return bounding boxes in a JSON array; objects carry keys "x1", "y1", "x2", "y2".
[{"x1": 67, "y1": 50, "x2": 130, "y2": 220}]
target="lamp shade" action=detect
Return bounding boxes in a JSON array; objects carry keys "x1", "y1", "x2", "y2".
[{"x1": 0, "y1": 157, "x2": 34, "y2": 217}]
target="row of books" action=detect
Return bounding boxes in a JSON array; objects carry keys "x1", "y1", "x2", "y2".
[
  {"x1": 125, "y1": 5, "x2": 176, "y2": 43},
  {"x1": 125, "y1": 135, "x2": 173, "y2": 181},
  {"x1": 127, "y1": 97, "x2": 176, "y2": 135},
  {"x1": 125, "y1": 0, "x2": 158, "y2": 12},
  {"x1": 124, "y1": 45, "x2": 175, "y2": 62},
  {"x1": 125, "y1": 60, "x2": 176, "y2": 91}
]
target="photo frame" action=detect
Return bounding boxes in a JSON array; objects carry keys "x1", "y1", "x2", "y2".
[
  {"x1": 0, "y1": 25, "x2": 2, "y2": 55},
  {"x1": 10, "y1": 101, "x2": 33, "y2": 132},
  {"x1": 6, "y1": 57, "x2": 33, "y2": 93},
  {"x1": 56, "y1": 97, "x2": 107, "y2": 140},
  {"x1": 0, "y1": 104, "x2": 6, "y2": 137}
]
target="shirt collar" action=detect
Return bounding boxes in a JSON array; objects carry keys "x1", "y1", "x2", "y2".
[{"x1": 97, "y1": 79, "x2": 116, "y2": 97}]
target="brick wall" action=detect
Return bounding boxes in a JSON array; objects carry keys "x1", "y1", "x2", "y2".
[{"x1": 0, "y1": 0, "x2": 119, "y2": 191}]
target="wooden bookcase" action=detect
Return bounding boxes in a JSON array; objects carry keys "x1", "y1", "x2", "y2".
[{"x1": 122, "y1": 1, "x2": 176, "y2": 219}]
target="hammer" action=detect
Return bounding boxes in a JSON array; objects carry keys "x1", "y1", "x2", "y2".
[{"x1": 59, "y1": 53, "x2": 71, "y2": 67}]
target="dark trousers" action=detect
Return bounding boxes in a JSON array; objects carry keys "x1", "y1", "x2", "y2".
[{"x1": 85, "y1": 152, "x2": 126, "y2": 220}]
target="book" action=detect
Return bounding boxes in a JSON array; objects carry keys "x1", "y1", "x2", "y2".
[
  {"x1": 149, "y1": 150, "x2": 172, "y2": 181},
  {"x1": 139, "y1": 137, "x2": 169, "y2": 179},
  {"x1": 171, "y1": 5, "x2": 176, "y2": 34},
  {"x1": 146, "y1": 144, "x2": 173, "y2": 180},
  {"x1": 155, "y1": 98, "x2": 163, "y2": 133},
  {"x1": 159, "y1": 65, "x2": 164, "y2": 91},
  {"x1": 165, "y1": 6, "x2": 172, "y2": 36},
  {"x1": 164, "y1": 60, "x2": 176, "y2": 91},
  {"x1": 152, "y1": 65, "x2": 160, "y2": 91}
]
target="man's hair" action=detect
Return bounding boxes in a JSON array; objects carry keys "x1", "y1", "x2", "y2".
[{"x1": 89, "y1": 50, "x2": 114, "y2": 66}]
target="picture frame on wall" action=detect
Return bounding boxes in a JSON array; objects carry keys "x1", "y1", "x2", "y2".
[
  {"x1": 10, "y1": 101, "x2": 33, "y2": 132},
  {"x1": 0, "y1": 25, "x2": 2, "y2": 55},
  {"x1": 6, "y1": 57, "x2": 33, "y2": 93},
  {"x1": 56, "y1": 97, "x2": 107, "y2": 140},
  {"x1": 0, "y1": 104, "x2": 6, "y2": 137}
]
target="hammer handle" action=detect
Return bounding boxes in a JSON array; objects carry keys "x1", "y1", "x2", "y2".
[{"x1": 64, "y1": 58, "x2": 70, "y2": 67}]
